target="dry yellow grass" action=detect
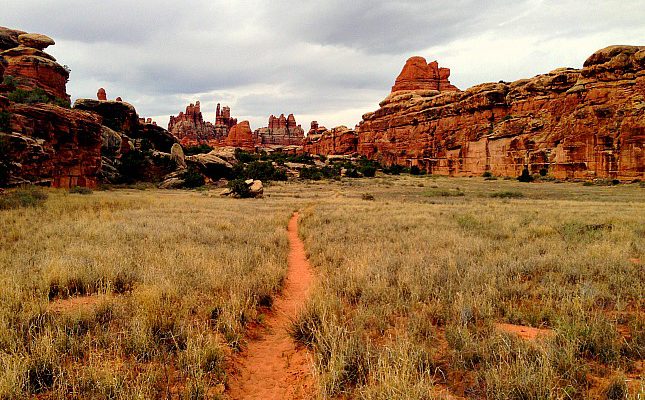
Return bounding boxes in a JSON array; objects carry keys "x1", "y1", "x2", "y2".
[
  {"x1": 0, "y1": 188, "x2": 297, "y2": 398},
  {"x1": 0, "y1": 176, "x2": 643, "y2": 399}
]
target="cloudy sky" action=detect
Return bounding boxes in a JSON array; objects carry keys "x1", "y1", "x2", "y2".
[{"x1": 2, "y1": 1, "x2": 643, "y2": 131}]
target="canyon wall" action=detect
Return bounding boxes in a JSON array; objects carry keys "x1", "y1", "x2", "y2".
[{"x1": 354, "y1": 46, "x2": 644, "y2": 180}]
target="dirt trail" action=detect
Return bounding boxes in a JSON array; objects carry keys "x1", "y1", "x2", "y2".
[{"x1": 226, "y1": 212, "x2": 315, "y2": 399}]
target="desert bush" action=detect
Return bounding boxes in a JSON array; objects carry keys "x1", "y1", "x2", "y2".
[
  {"x1": 601, "y1": 373, "x2": 628, "y2": 400},
  {"x1": 184, "y1": 144, "x2": 213, "y2": 155},
  {"x1": 180, "y1": 166, "x2": 205, "y2": 188},
  {"x1": 0, "y1": 111, "x2": 10, "y2": 133},
  {"x1": 227, "y1": 179, "x2": 252, "y2": 198},
  {"x1": 361, "y1": 193, "x2": 375, "y2": 201},
  {"x1": 0, "y1": 186, "x2": 48, "y2": 210},
  {"x1": 233, "y1": 161, "x2": 287, "y2": 182},
  {"x1": 359, "y1": 164, "x2": 377, "y2": 177},
  {"x1": 518, "y1": 168, "x2": 534, "y2": 182},
  {"x1": 410, "y1": 165, "x2": 421, "y2": 175},
  {"x1": 482, "y1": 171, "x2": 493, "y2": 178},
  {"x1": 490, "y1": 190, "x2": 524, "y2": 198},
  {"x1": 118, "y1": 150, "x2": 148, "y2": 183},
  {"x1": 69, "y1": 186, "x2": 93, "y2": 195}
]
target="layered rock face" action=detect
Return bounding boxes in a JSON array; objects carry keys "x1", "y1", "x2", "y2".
[
  {"x1": 303, "y1": 125, "x2": 359, "y2": 156},
  {"x1": 0, "y1": 27, "x2": 70, "y2": 103},
  {"x1": 254, "y1": 113, "x2": 305, "y2": 146},
  {"x1": 0, "y1": 28, "x2": 101, "y2": 187},
  {"x1": 356, "y1": 46, "x2": 644, "y2": 180},
  {"x1": 168, "y1": 102, "x2": 237, "y2": 146},
  {"x1": 2, "y1": 103, "x2": 102, "y2": 187},
  {"x1": 224, "y1": 121, "x2": 256, "y2": 149},
  {"x1": 391, "y1": 57, "x2": 459, "y2": 93}
]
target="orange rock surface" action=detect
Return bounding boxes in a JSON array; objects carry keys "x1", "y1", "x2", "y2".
[
  {"x1": 224, "y1": 121, "x2": 256, "y2": 149},
  {"x1": 356, "y1": 45, "x2": 644, "y2": 180},
  {"x1": 254, "y1": 113, "x2": 305, "y2": 146}
]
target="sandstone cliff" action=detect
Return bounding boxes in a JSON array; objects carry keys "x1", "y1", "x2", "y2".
[
  {"x1": 303, "y1": 125, "x2": 359, "y2": 156},
  {"x1": 254, "y1": 113, "x2": 305, "y2": 146},
  {"x1": 1, "y1": 27, "x2": 101, "y2": 187},
  {"x1": 354, "y1": 45, "x2": 644, "y2": 180}
]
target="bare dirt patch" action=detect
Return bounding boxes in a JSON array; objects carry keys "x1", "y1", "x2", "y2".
[
  {"x1": 226, "y1": 212, "x2": 315, "y2": 399},
  {"x1": 48, "y1": 294, "x2": 108, "y2": 313},
  {"x1": 495, "y1": 323, "x2": 554, "y2": 341}
]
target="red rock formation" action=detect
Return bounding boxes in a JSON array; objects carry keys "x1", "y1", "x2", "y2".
[
  {"x1": 168, "y1": 101, "x2": 236, "y2": 146},
  {"x1": 391, "y1": 57, "x2": 459, "y2": 93},
  {"x1": 0, "y1": 27, "x2": 70, "y2": 103},
  {"x1": 303, "y1": 126, "x2": 359, "y2": 156},
  {"x1": 2, "y1": 103, "x2": 102, "y2": 187},
  {"x1": 225, "y1": 121, "x2": 256, "y2": 149},
  {"x1": 357, "y1": 46, "x2": 644, "y2": 181},
  {"x1": 97, "y1": 88, "x2": 107, "y2": 101},
  {"x1": 307, "y1": 121, "x2": 327, "y2": 136},
  {"x1": 254, "y1": 113, "x2": 305, "y2": 146}
]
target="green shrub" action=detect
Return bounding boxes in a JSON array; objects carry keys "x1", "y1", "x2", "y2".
[
  {"x1": 383, "y1": 164, "x2": 405, "y2": 175},
  {"x1": 234, "y1": 149, "x2": 259, "y2": 163},
  {"x1": 118, "y1": 150, "x2": 148, "y2": 183},
  {"x1": 410, "y1": 165, "x2": 421, "y2": 175},
  {"x1": 184, "y1": 144, "x2": 213, "y2": 156},
  {"x1": 539, "y1": 168, "x2": 548, "y2": 177},
  {"x1": 490, "y1": 191, "x2": 524, "y2": 199},
  {"x1": 69, "y1": 186, "x2": 93, "y2": 195},
  {"x1": 300, "y1": 167, "x2": 323, "y2": 180},
  {"x1": 0, "y1": 111, "x2": 10, "y2": 133},
  {"x1": 602, "y1": 374, "x2": 628, "y2": 400},
  {"x1": 0, "y1": 136, "x2": 11, "y2": 186},
  {"x1": 518, "y1": 168, "x2": 534, "y2": 183},
  {"x1": 233, "y1": 161, "x2": 287, "y2": 182},
  {"x1": 7, "y1": 87, "x2": 51, "y2": 105},
  {"x1": 227, "y1": 179, "x2": 251, "y2": 198},
  {"x1": 359, "y1": 165, "x2": 377, "y2": 177},
  {"x1": 0, "y1": 186, "x2": 48, "y2": 210},
  {"x1": 180, "y1": 167, "x2": 205, "y2": 188},
  {"x1": 482, "y1": 171, "x2": 493, "y2": 178}
]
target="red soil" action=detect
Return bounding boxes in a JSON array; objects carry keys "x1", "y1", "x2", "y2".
[
  {"x1": 496, "y1": 323, "x2": 554, "y2": 341},
  {"x1": 226, "y1": 212, "x2": 315, "y2": 399}
]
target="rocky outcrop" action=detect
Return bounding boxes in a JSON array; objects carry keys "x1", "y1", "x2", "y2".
[
  {"x1": 0, "y1": 27, "x2": 69, "y2": 103},
  {"x1": 1, "y1": 103, "x2": 102, "y2": 187},
  {"x1": 97, "y1": 87, "x2": 107, "y2": 101},
  {"x1": 254, "y1": 113, "x2": 305, "y2": 146},
  {"x1": 303, "y1": 126, "x2": 359, "y2": 156},
  {"x1": 356, "y1": 46, "x2": 644, "y2": 181},
  {"x1": 391, "y1": 57, "x2": 458, "y2": 93},
  {"x1": 168, "y1": 101, "x2": 237, "y2": 146},
  {"x1": 225, "y1": 121, "x2": 256, "y2": 149}
]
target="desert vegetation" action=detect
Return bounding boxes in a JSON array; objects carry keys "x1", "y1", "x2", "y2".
[
  {"x1": 0, "y1": 188, "x2": 296, "y2": 398},
  {"x1": 292, "y1": 175, "x2": 643, "y2": 399},
  {"x1": 0, "y1": 175, "x2": 642, "y2": 399}
]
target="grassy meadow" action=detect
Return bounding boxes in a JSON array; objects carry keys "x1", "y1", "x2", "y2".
[
  {"x1": 0, "y1": 188, "x2": 297, "y2": 398},
  {"x1": 0, "y1": 175, "x2": 643, "y2": 399}
]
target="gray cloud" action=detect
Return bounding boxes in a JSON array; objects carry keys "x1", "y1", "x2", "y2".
[{"x1": 1, "y1": 0, "x2": 643, "y2": 130}]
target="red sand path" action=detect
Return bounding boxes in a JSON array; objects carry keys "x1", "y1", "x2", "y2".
[{"x1": 226, "y1": 212, "x2": 315, "y2": 399}]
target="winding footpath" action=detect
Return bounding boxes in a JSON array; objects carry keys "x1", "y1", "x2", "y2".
[{"x1": 226, "y1": 212, "x2": 315, "y2": 399}]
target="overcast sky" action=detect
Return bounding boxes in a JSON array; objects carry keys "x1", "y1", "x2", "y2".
[{"x1": 2, "y1": 1, "x2": 643, "y2": 131}]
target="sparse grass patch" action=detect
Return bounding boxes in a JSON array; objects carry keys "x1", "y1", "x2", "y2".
[{"x1": 0, "y1": 185, "x2": 48, "y2": 209}]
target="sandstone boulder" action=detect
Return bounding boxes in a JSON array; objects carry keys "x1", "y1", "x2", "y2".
[
  {"x1": 186, "y1": 151, "x2": 233, "y2": 180},
  {"x1": 171, "y1": 143, "x2": 186, "y2": 168},
  {"x1": 18, "y1": 33, "x2": 55, "y2": 50}
]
